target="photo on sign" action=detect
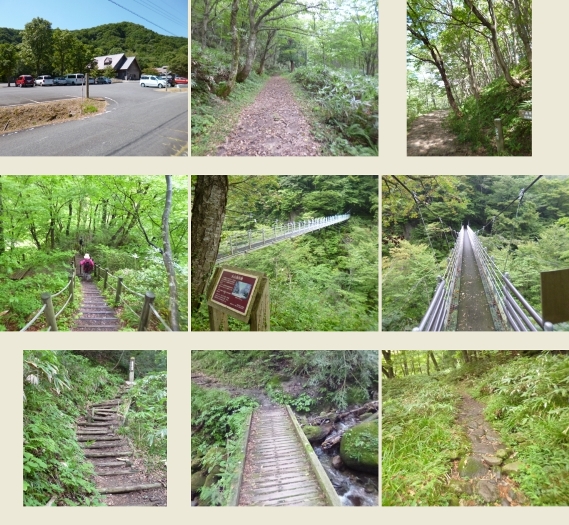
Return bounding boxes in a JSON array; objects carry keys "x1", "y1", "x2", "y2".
[{"x1": 232, "y1": 280, "x2": 252, "y2": 300}]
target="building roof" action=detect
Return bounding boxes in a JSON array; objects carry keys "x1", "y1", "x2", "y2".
[
  {"x1": 120, "y1": 57, "x2": 137, "y2": 71},
  {"x1": 92, "y1": 53, "x2": 126, "y2": 70}
]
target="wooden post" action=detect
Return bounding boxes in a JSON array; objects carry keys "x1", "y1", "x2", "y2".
[
  {"x1": 103, "y1": 269, "x2": 108, "y2": 290},
  {"x1": 249, "y1": 276, "x2": 270, "y2": 331},
  {"x1": 138, "y1": 291, "x2": 155, "y2": 331},
  {"x1": 69, "y1": 272, "x2": 74, "y2": 304},
  {"x1": 494, "y1": 118, "x2": 504, "y2": 153},
  {"x1": 208, "y1": 305, "x2": 229, "y2": 331},
  {"x1": 115, "y1": 277, "x2": 123, "y2": 306},
  {"x1": 129, "y1": 357, "x2": 135, "y2": 382},
  {"x1": 41, "y1": 293, "x2": 58, "y2": 331}
]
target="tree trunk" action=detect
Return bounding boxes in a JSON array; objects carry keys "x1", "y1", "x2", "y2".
[
  {"x1": 256, "y1": 29, "x2": 276, "y2": 75},
  {"x1": 161, "y1": 175, "x2": 180, "y2": 331},
  {"x1": 463, "y1": 0, "x2": 522, "y2": 87},
  {"x1": 381, "y1": 350, "x2": 395, "y2": 378},
  {"x1": 236, "y1": 0, "x2": 259, "y2": 83},
  {"x1": 429, "y1": 351, "x2": 439, "y2": 371},
  {"x1": 191, "y1": 176, "x2": 228, "y2": 312},
  {"x1": 512, "y1": 0, "x2": 532, "y2": 65},
  {"x1": 224, "y1": 0, "x2": 240, "y2": 96}
]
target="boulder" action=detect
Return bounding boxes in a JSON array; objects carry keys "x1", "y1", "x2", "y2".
[
  {"x1": 449, "y1": 479, "x2": 473, "y2": 495},
  {"x1": 477, "y1": 480, "x2": 499, "y2": 503},
  {"x1": 339, "y1": 420, "x2": 378, "y2": 474},
  {"x1": 458, "y1": 456, "x2": 488, "y2": 479},
  {"x1": 191, "y1": 457, "x2": 203, "y2": 473},
  {"x1": 502, "y1": 461, "x2": 524, "y2": 475},
  {"x1": 191, "y1": 470, "x2": 207, "y2": 499},
  {"x1": 303, "y1": 424, "x2": 332, "y2": 442},
  {"x1": 332, "y1": 455, "x2": 343, "y2": 470},
  {"x1": 482, "y1": 455, "x2": 502, "y2": 466},
  {"x1": 495, "y1": 448, "x2": 510, "y2": 459}
]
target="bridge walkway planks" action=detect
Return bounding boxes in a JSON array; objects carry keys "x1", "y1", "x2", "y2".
[
  {"x1": 238, "y1": 406, "x2": 329, "y2": 506},
  {"x1": 456, "y1": 227, "x2": 496, "y2": 331}
]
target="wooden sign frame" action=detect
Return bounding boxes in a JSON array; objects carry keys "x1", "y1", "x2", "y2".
[
  {"x1": 207, "y1": 266, "x2": 270, "y2": 330},
  {"x1": 541, "y1": 268, "x2": 569, "y2": 324}
]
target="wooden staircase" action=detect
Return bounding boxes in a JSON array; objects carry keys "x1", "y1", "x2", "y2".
[
  {"x1": 77, "y1": 384, "x2": 166, "y2": 505},
  {"x1": 73, "y1": 254, "x2": 120, "y2": 331}
]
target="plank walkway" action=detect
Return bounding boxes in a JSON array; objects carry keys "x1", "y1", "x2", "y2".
[
  {"x1": 238, "y1": 406, "x2": 329, "y2": 506},
  {"x1": 72, "y1": 254, "x2": 120, "y2": 331}
]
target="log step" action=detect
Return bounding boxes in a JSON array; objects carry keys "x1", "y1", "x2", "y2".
[
  {"x1": 95, "y1": 469, "x2": 139, "y2": 476},
  {"x1": 84, "y1": 450, "x2": 132, "y2": 458},
  {"x1": 99, "y1": 483, "x2": 164, "y2": 494}
]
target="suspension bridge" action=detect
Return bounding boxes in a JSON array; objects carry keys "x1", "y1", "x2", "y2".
[
  {"x1": 414, "y1": 224, "x2": 553, "y2": 331},
  {"x1": 216, "y1": 214, "x2": 350, "y2": 263},
  {"x1": 387, "y1": 175, "x2": 559, "y2": 332}
]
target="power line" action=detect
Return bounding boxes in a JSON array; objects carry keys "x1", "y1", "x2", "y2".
[
  {"x1": 132, "y1": 0, "x2": 186, "y2": 28},
  {"x1": 107, "y1": 0, "x2": 180, "y2": 36}
]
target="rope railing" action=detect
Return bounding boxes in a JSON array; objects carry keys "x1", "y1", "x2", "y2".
[
  {"x1": 97, "y1": 266, "x2": 172, "y2": 331},
  {"x1": 217, "y1": 214, "x2": 351, "y2": 262},
  {"x1": 413, "y1": 228, "x2": 463, "y2": 331},
  {"x1": 20, "y1": 261, "x2": 76, "y2": 332}
]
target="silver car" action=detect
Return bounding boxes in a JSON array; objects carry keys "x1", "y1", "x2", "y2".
[{"x1": 35, "y1": 75, "x2": 54, "y2": 86}]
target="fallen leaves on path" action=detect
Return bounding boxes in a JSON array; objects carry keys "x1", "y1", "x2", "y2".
[{"x1": 216, "y1": 76, "x2": 322, "y2": 156}]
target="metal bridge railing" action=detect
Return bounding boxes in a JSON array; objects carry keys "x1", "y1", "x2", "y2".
[
  {"x1": 467, "y1": 226, "x2": 553, "y2": 332},
  {"x1": 413, "y1": 228, "x2": 463, "y2": 331},
  {"x1": 216, "y1": 214, "x2": 351, "y2": 263}
]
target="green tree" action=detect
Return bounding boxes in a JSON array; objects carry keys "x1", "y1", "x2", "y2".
[
  {"x1": 20, "y1": 17, "x2": 53, "y2": 76},
  {"x1": 0, "y1": 43, "x2": 18, "y2": 84}
]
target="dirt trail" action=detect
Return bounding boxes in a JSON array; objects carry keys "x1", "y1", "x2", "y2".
[
  {"x1": 450, "y1": 389, "x2": 527, "y2": 505},
  {"x1": 216, "y1": 76, "x2": 322, "y2": 156},
  {"x1": 407, "y1": 110, "x2": 474, "y2": 156},
  {"x1": 77, "y1": 384, "x2": 166, "y2": 506}
]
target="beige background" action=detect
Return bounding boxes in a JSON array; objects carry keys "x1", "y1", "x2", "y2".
[{"x1": 5, "y1": 0, "x2": 568, "y2": 522}]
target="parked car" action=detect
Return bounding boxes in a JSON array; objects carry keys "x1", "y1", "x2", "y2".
[
  {"x1": 35, "y1": 75, "x2": 54, "y2": 86},
  {"x1": 140, "y1": 75, "x2": 165, "y2": 88},
  {"x1": 174, "y1": 77, "x2": 188, "y2": 85},
  {"x1": 156, "y1": 75, "x2": 175, "y2": 87},
  {"x1": 65, "y1": 73, "x2": 85, "y2": 85},
  {"x1": 15, "y1": 75, "x2": 35, "y2": 87},
  {"x1": 95, "y1": 77, "x2": 112, "y2": 84},
  {"x1": 53, "y1": 76, "x2": 67, "y2": 85}
]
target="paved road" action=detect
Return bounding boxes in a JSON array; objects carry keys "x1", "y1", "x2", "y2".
[{"x1": 0, "y1": 82, "x2": 188, "y2": 156}]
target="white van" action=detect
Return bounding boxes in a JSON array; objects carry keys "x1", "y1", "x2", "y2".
[
  {"x1": 140, "y1": 75, "x2": 165, "y2": 88},
  {"x1": 66, "y1": 73, "x2": 85, "y2": 85}
]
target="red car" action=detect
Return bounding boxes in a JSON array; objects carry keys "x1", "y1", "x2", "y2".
[
  {"x1": 16, "y1": 75, "x2": 35, "y2": 87},
  {"x1": 174, "y1": 77, "x2": 188, "y2": 85}
]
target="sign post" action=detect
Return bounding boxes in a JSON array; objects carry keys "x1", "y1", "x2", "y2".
[
  {"x1": 541, "y1": 268, "x2": 569, "y2": 324},
  {"x1": 207, "y1": 266, "x2": 269, "y2": 331},
  {"x1": 129, "y1": 357, "x2": 135, "y2": 383}
]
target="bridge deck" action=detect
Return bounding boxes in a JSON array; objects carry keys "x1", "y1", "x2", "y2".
[
  {"x1": 456, "y1": 228, "x2": 496, "y2": 331},
  {"x1": 238, "y1": 406, "x2": 329, "y2": 506}
]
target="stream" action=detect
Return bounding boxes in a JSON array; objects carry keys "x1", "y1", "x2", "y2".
[{"x1": 313, "y1": 420, "x2": 378, "y2": 506}]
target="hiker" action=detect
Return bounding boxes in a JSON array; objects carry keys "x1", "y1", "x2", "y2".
[
  {"x1": 79, "y1": 237, "x2": 83, "y2": 252},
  {"x1": 80, "y1": 254, "x2": 94, "y2": 281}
]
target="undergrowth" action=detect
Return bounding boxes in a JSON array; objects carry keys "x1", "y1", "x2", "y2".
[
  {"x1": 382, "y1": 375, "x2": 468, "y2": 506},
  {"x1": 119, "y1": 371, "x2": 167, "y2": 472},
  {"x1": 447, "y1": 66, "x2": 531, "y2": 155},
  {"x1": 292, "y1": 65, "x2": 378, "y2": 155},
  {"x1": 23, "y1": 351, "x2": 123, "y2": 506}
]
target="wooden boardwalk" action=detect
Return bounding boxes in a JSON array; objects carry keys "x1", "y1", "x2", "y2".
[{"x1": 238, "y1": 406, "x2": 339, "y2": 506}]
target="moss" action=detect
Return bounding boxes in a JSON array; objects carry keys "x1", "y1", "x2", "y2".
[
  {"x1": 346, "y1": 385, "x2": 369, "y2": 405},
  {"x1": 303, "y1": 424, "x2": 328, "y2": 442},
  {"x1": 340, "y1": 420, "x2": 378, "y2": 473}
]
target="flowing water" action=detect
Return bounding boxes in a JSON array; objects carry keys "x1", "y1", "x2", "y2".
[{"x1": 313, "y1": 419, "x2": 378, "y2": 506}]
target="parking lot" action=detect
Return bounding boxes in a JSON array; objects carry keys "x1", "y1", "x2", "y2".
[
  {"x1": 0, "y1": 81, "x2": 188, "y2": 156},
  {"x1": 0, "y1": 80, "x2": 186, "y2": 107}
]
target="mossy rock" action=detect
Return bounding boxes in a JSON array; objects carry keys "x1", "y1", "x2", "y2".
[
  {"x1": 191, "y1": 457, "x2": 203, "y2": 473},
  {"x1": 339, "y1": 420, "x2": 378, "y2": 474},
  {"x1": 303, "y1": 424, "x2": 332, "y2": 443},
  {"x1": 458, "y1": 456, "x2": 488, "y2": 479},
  {"x1": 203, "y1": 445, "x2": 225, "y2": 468},
  {"x1": 204, "y1": 465, "x2": 222, "y2": 488},
  {"x1": 191, "y1": 470, "x2": 207, "y2": 499}
]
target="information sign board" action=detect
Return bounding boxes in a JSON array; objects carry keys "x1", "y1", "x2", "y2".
[{"x1": 209, "y1": 268, "x2": 259, "y2": 318}]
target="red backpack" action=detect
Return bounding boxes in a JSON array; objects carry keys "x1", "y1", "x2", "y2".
[{"x1": 82, "y1": 259, "x2": 94, "y2": 273}]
